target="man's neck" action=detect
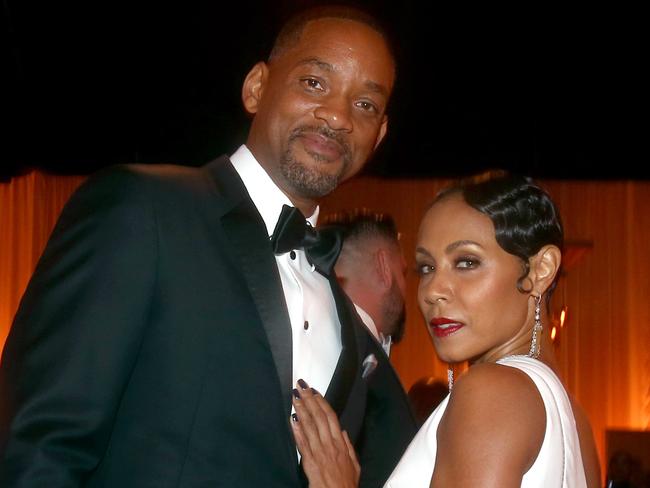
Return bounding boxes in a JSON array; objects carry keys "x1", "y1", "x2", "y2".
[
  {"x1": 288, "y1": 197, "x2": 317, "y2": 219},
  {"x1": 244, "y1": 143, "x2": 319, "y2": 216},
  {"x1": 230, "y1": 145, "x2": 321, "y2": 231},
  {"x1": 346, "y1": 285, "x2": 383, "y2": 333}
]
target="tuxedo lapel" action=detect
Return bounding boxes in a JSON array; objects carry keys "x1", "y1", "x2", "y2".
[
  {"x1": 206, "y1": 157, "x2": 293, "y2": 415},
  {"x1": 205, "y1": 156, "x2": 360, "y2": 420},
  {"x1": 324, "y1": 274, "x2": 359, "y2": 416}
]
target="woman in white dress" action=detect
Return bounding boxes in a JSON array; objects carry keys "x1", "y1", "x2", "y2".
[{"x1": 290, "y1": 171, "x2": 597, "y2": 487}]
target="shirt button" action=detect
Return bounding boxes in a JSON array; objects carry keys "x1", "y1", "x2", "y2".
[
  {"x1": 290, "y1": 251, "x2": 296, "y2": 260},
  {"x1": 303, "y1": 320, "x2": 309, "y2": 330}
]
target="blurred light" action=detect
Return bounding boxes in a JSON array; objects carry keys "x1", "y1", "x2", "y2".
[
  {"x1": 551, "y1": 326, "x2": 557, "y2": 341},
  {"x1": 560, "y1": 307, "x2": 567, "y2": 328}
]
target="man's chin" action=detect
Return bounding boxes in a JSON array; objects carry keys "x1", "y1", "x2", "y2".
[
  {"x1": 280, "y1": 156, "x2": 343, "y2": 198},
  {"x1": 300, "y1": 149, "x2": 347, "y2": 174},
  {"x1": 290, "y1": 176, "x2": 340, "y2": 199}
]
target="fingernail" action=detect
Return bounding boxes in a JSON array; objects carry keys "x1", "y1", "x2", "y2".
[
  {"x1": 311, "y1": 388, "x2": 319, "y2": 395},
  {"x1": 298, "y1": 379, "x2": 308, "y2": 389},
  {"x1": 291, "y1": 413, "x2": 298, "y2": 422},
  {"x1": 292, "y1": 388, "x2": 301, "y2": 399}
]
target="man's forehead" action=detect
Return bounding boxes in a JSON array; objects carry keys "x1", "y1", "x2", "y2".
[{"x1": 287, "y1": 18, "x2": 392, "y2": 61}]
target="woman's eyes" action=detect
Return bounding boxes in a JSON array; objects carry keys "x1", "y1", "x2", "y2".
[
  {"x1": 416, "y1": 257, "x2": 480, "y2": 275},
  {"x1": 456, "y1": 257, "x2": 480, "y2": 269},
  {"x1": 416, "y1": 263, "x2": 435, "y2": 275}
]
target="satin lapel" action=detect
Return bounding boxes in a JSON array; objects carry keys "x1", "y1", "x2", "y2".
[
  {"x1": 324, "y1": 274, "x2": 359, "y2": 417},
  {"x1": 207, "y1": 157, "x2": 293, "y2": 415}
]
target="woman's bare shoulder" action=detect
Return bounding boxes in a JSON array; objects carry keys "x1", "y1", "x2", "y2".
[{"x1": 431, "y1": 362, "x2": 546, "y2": 487}]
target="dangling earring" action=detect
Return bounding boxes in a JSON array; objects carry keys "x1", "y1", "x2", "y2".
[
  {"x1": 528, "y1": 294, "x2": 543, "y2": 359},
  {"x1": 447, "y1": 364, "x2": 454, "y2": 392}
]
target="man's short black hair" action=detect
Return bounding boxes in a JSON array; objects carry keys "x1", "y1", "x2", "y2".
[
  {"x1": 268, "y1": 4, "x2": 396, "y2": 67},
  {"x1": 322, "y1": 208, "x2": 400, "y2": 248}
]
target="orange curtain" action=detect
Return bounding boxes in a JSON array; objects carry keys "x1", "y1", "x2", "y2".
[
  {"x1": 2, "y1": 171, "x2": 650, "y2": 475},
  {"x1": 0, "y1": 172, "x2": 86, "y2": 348}
]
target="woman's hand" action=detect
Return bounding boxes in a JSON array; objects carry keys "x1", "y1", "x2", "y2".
[{"x1": 290, "y1": 379, "x2": 360, "y2": 488}]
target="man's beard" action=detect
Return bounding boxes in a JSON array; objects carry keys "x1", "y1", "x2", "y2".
[
  {"x1": 383, "y1": 281, "x2": 406, "y2": 343},
  {"x1": 280, "y1": 126, "x2": 352, "y2": 198}
]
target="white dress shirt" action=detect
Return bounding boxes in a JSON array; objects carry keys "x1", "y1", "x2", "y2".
[
  {"x1": 230, "y1": 145, "x2": 342, "y2": 399},
  {"x1": 354, "y1": 304, "x2": 392, "y2": 356}
]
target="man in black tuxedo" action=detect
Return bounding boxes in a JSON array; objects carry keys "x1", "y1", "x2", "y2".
[{"x1": 0, "y1": 5, "x2": 417, "y2": 487}]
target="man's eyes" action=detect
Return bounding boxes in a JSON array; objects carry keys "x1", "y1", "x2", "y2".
[{"x1": 301, "y1": 78, "x2": 324, "y2": 90}]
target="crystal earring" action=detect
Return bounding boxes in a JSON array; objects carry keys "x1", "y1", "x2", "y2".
[
  {"x1": 528, "y1": 294, "x2": 543, "y2": 359},
  {"x1": 447, "y1": 364, "x2": 454, "y2": 392}
]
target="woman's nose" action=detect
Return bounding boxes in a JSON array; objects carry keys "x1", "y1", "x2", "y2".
[{"x1": 421, "y1": 272, "x2": 452, "y2": 305}]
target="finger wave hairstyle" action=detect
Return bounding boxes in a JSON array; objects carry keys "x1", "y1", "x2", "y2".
[{"x1": 433, "y1": 170, "x2": 564, "y2": 300}]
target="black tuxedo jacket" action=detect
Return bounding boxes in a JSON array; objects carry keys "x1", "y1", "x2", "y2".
[{"x1": 0, "y1": 156, "x2": 417, "y2": 487}]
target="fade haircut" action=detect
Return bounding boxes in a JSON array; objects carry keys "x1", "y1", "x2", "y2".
[
  {"x1": 322, "y1": 208, "x2": 400, "y2": 251},
  {"x1": 268, "y1": 4, "x2": 396, "y2": 69}
]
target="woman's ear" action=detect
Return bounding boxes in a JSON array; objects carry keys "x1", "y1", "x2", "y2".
[
  {"x1": 242, "y1": 62, "x2": 268, "y2": 115},
  {"x1": 530, "y1": 245, "x2": 562, "y2": 295}
]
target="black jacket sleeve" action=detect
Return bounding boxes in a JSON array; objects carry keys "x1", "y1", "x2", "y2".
[{"x1": 0, "y1": 166, "x2": 158, "y2": 486}]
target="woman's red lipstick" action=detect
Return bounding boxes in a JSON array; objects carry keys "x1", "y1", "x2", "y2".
[{"x1": 429, "y1": 317, "x2": 464, "y2": 338}]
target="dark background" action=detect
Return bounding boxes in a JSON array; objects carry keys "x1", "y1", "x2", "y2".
[{"x1": 1, "y1": 1, "x2": 643, "y2": 182}]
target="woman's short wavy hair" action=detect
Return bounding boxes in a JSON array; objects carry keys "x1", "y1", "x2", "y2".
[{"x1": 432, "y1": 170, "x2": 564, "y2": 299}]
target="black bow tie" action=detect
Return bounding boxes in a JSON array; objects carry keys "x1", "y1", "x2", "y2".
[{"x1": 270, "y1": 205, "x2": 342, "y2": 276}]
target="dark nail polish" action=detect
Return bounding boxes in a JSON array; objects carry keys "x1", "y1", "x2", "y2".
[
  {"x1": 311, "y1": 388, "x2": 318, "y2": 395},
  {"x1": 291, "y1": 413, "x2": 298, "y2": 422},
  {"x1": 298, "y1": 379, "x2": 308, "y2": 389},
  {"x1": 292, "y1": 388, "x2": 301, "y2": 399}
]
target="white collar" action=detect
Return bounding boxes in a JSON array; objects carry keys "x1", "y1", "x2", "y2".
[
  {"x1": 354, "y1": 304, "x2": 380, "y2": 340},
  {"x1": 354, "y1": 304, "x2": 392, "y2": 356},
  {"x1": 229, "y1": 144, "x2": 319, "y2": 237}
]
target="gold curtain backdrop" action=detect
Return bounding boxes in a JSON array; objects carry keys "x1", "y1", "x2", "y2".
[
  {"x1": 0, "y1": 172, "x2": 86, "y2": 346},
  {"x1": 2, "y1": 171, "x2": 650, "y2": 472}
]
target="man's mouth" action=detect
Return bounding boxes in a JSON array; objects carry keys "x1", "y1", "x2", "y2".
[
  {"x1": 289, "y1": 126, "x2": 351, "y2": 164},
  {"x1": 298, "y1": 132, "x2": 343, "y2": 161}
]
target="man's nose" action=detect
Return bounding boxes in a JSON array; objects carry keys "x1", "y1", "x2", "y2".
[{"x1": 314, "y1": 99, "x2": 352, "y2": 132}]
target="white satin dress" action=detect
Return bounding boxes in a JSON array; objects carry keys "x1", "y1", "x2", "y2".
[{"x1": 385, "y1": 356, "x2": 587, "y2": 487}]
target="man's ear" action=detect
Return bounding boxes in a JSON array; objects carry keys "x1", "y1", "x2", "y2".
[
  {"x1": 530, "y1": 244, "x2": 562, "y2": 295},
  {"x1": 373, "y1": 116, "x2": 388, "y2": 150},
  {"x1": 375, "y1": 248, "x2": 393, "y2": 291},
  {"x1": 242, "y1": 61, "x2": 268, "y2": 115}
]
